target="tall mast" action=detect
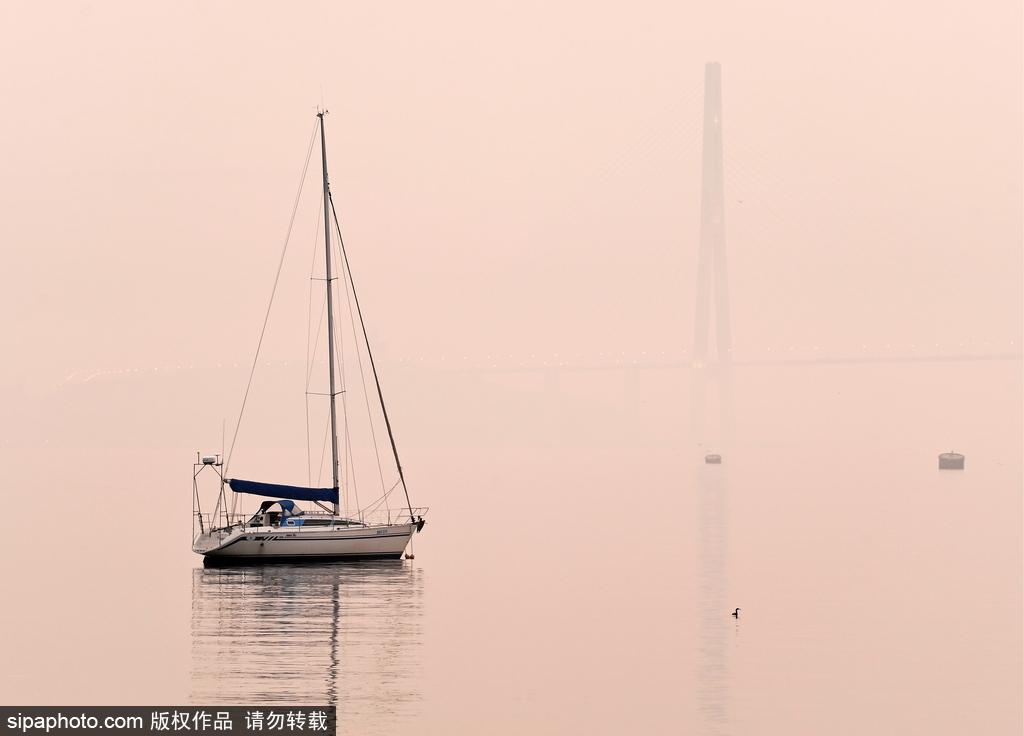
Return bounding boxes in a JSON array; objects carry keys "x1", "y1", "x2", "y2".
[{"x1": 318, "y1": 111, "x2": 341, "y2": 515}]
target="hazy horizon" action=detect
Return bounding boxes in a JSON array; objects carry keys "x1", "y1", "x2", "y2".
[{"x1": 1, "y1": 1, "x2": 1020, "y2": 392}]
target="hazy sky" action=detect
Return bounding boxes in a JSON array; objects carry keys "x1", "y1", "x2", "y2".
[{"x1": 0, "y1": 0, "x2": 1020, "y2": 392}]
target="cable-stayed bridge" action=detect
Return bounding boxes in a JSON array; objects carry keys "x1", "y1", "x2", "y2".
[
  {"x1": 53, "y1": 340, "x2": 1021, "y2": 388},
  {"x1": 392, "y1": 343, "x2": 1021, "y2": 374},
  {"x1": 56, "y1": 63, "x2": 1020, "y2": 392}
]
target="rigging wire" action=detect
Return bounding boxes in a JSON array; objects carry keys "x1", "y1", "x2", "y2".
[
  {"x1": 333, "y1": 206, "x2": 389, "y2": 508},
  {"x1": 322, "y1": 204, "x2": 363, "y2": 519},
  {"x1": 342, "y1": 389, "x2": 360, "y2": 518},
  {"x1": 336, "y1": 276, "x2": 362, "y2": 519},
  {"x1": 310, "y1": 248, "x2": 361, "y2": 518},
  {"x1": 305, "y1": 282, "x2": 329, "y2": 486},
  {"x1": 333, "y1": 225, "x2": 357, "y2": 517},
  {"x1": 315, "y1": 411, "x2": 331, "y2": 487},
  {"x1": 305, "y1": 192, "x2": 326, "y2": 485},
  {"x1": 329, "y1": 195, "x2": 416, "y2": 519},
  {"x1": 358, "y1": 479, "x2": 402, "y2": 517},
  {"x1": 225, "y1": 120, "x2": 319, "y2": 493}
]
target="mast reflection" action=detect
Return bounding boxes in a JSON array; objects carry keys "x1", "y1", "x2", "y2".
[{"x1": 191, "y1": 562, "x2": 424, "y2": 727}]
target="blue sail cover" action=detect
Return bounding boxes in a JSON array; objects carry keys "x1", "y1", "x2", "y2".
[{"x1": 228, "y1": 478, "x2": 338, "y2": 504}]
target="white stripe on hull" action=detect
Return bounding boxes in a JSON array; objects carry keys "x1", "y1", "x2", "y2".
[{"x1": 194, "y1": 522, "x2": 415, "y2": 559}]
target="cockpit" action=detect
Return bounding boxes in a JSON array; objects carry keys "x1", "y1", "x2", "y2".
[{"x1": 247, "y1": 499, "x2": 301, "y2": 528}]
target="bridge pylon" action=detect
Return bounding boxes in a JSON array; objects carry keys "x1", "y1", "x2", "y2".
[{"x1": 691, "y1": 62, "x2": 735, "y2": 446}]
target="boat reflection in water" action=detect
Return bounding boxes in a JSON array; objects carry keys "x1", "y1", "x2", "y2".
[{"x1": 191, "y1": 562, "x2": 424, "y2": 728}]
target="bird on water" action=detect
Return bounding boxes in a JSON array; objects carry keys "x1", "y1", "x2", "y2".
[{"x1": 732, "y1": 608, "x2": 740, "y2": 618}]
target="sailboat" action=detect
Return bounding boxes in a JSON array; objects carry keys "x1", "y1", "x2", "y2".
[{"x1": 192, "y1": 111, "x2": 426, "y2": 564}]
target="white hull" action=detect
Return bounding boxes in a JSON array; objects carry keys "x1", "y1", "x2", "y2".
[{"x1": 194, "y1": 521, "x2": 416, "y2": 563}]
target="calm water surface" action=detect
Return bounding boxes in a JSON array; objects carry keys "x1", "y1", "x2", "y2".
[
  {"x1": 191, "y1": 563, "x2": 424, "y2": 724},
  {"x1": 1, "y1": 362, "x2": 1020, "y2": 734}
]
